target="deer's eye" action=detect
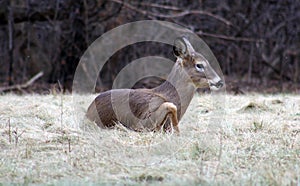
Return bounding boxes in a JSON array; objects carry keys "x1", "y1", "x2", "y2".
[{"x1": 195, "y1": 63, "x2": 205, "y2": 72}]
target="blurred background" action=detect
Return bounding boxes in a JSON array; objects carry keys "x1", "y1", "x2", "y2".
[{"x1": 0, "y1": 0, "x2": 299, "y2": 94}]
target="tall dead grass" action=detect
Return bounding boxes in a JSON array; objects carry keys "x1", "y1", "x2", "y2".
[{"x1": 0, "y1": 93, "x2": 299, "y2": 185}]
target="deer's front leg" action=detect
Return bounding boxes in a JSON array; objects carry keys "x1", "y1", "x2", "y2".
[{"x1": 151, "y1": 102, "x2": 179, "y2": 134}]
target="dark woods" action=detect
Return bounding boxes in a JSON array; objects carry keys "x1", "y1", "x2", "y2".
[{"x1": 0, "y1": 0, "x2": 299, "y2": 93}]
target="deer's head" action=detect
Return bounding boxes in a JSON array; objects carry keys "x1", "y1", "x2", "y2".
[{"x1": 173, "y1": 36, "x2": 223, "y2": 90}]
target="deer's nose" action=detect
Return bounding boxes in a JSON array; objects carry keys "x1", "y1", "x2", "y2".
[
  {"x1": 209, "y1": 79, "x2": 223, "y2": 89},
  {"x1": 215, "y1": 80, "x2": 223, "y2": 88}
]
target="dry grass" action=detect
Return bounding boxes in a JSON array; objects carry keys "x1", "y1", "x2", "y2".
[{"x1": 0, "y1": 92, "x2": 299, "y2": 185}]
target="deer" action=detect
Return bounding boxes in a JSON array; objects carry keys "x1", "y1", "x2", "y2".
[{"x1": 86, "y1": 36, "x2": 223, "y2": 134}]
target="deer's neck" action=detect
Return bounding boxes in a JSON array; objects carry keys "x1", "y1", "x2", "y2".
[{"x1": 155, "y1": 62, "x2": 196, "y2": 119}]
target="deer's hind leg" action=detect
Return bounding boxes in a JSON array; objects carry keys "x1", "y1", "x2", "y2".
[{"x1": 151, "y1": 102, "x2": 179, "y2": 134}]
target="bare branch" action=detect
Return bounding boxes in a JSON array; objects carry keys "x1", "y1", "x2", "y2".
[
  {"x1": 197, "y1": 31, "x2": 264, "y2": 43},
  {"x1": 132, "y1": 2, "x2": 181, "y2": 11},
  {"x1": 110, "y1": 0, "x2": 232, "y2": 26},
  {"x1": 109, "y1": 0, "x2": 155, "y2": 19},
  {"x1": 150, "y1": 10, "x2": 232, "y2": 26},
  {"x1": 0, "y1": 71, "x2": 44, "y2": 92}
]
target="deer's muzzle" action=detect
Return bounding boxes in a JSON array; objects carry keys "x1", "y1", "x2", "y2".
[{"x1": 209, "y1": 79, "x2": 223, "y2": 89}]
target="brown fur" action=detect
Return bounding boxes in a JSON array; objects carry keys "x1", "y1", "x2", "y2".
[{"x1": 86, "y1": 37, "x2": 223, "y2": 133}]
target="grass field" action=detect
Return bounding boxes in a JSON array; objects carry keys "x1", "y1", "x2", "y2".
[{"x1": 0, "y1": 93, "x2": 299, "y2": 185}]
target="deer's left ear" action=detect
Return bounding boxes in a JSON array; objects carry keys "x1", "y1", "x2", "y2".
[{"x1": 173, "y1": 36, "x2": 195, "y2": 58}]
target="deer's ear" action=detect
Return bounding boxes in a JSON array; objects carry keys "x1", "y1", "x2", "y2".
[
  {"x1": 173, "y1": 37, "x2": 187, "y2": 58},
  {"x1": 173, "y1": 36, "x2": 195, "y2": 58}
]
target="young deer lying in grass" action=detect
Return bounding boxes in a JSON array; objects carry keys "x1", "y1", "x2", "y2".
[{"x1": 86, "y1": 36, "x2": 223, "y2": 134}]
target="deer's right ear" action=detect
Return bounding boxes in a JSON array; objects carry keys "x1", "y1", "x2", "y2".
[{"x1": 173, "y1": 37, "x2": 187, "y2": 58}]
